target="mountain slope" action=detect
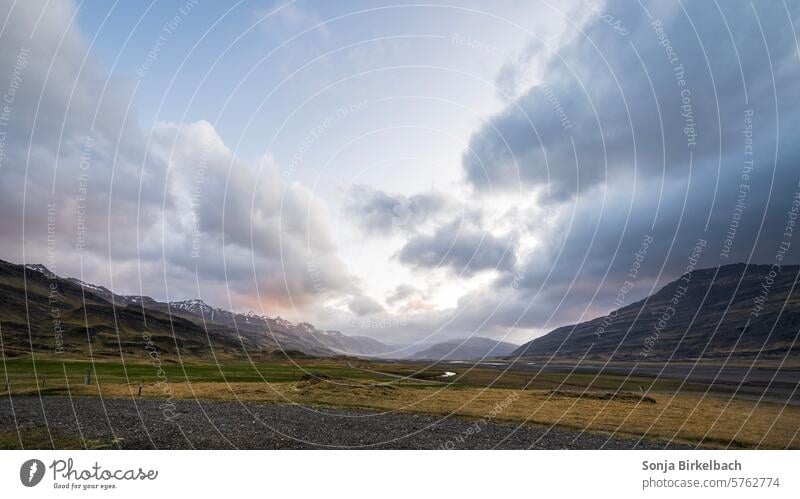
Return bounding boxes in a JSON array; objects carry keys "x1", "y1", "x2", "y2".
[
  {"x1": 0, "y1": 259, "x2": 385, "y2": 358},
  {"x1": 410, "y1": 337, "x2": 518, "y2": 360},
  {"x1": 143, "y1": 301, "x2": 391, "y2": 356},
  {"x1": 0, "y1": 261, "x2": 263, "y2": 358},
  {"x1": 512, "y1": 263, "x2": 800, "y2": 361},
  {"x1": 312, "y1": 330, "x2": 392, "y2": 356},
  {"x1": 140, "y1": 300, "x2": 333, "y2": 356}
]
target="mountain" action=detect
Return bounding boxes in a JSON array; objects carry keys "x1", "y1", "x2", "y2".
[
  {"x1": 512, "y1": 263, "x2": 800, "y2": 361},
  {"x1": 312, "y1": 330, "x2": 392, "y2": 356},
  {"x1": 0, "y1": 259, "x2": 387, "y2": 358},
  {"x1": 408, "y1": 337, "x2": 518, "y2": 360},
  {"x1": 145, "y1": 298, "x2": 391, "y2": 357},
  {"x1": 140, "y1": 299, "x2": 332, "y2": 356},
  {"x1": 0, "y1": 261, "x2": 259, "y2": 358}
]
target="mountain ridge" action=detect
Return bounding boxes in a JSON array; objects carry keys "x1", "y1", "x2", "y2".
[
  {"x1": 511, "y1": 263, "x2": 800, "y2": 361},
  {"x1": 407, "y1": 336, "x2": 519, "y2": 360},
  {"x1": 0, "y1": 259, "x2": 390, "y2": 358}
]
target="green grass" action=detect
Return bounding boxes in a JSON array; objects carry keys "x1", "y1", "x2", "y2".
[
  {"x1": 0, "y1": 423, "x2": 107, "y2": 449},
  {"x1": 0, "y1": 354, "x2": 761, "y2": 399},
  {"x1": 3, "y1": 355, "x2": 797, "y2": 449},
  {"x1": 0, "y1": 355, "x2": 388, "y2": 390}
]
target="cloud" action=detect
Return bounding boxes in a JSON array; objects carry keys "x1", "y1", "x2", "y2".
[
  {"x1": 2, "y1": 0, "x2": 800, "y2": 350},
  {"x1": 348, "y1": 295, "x2": 384, "y2": 316},
  {"x1": 343, "y1": 185, "x2": 450, "y2": 236},
  {"x1": 0, "y1": 0, "x2": 352, "y2": 314},
  {"x1": 0, "y1": 0, "x2": 169, "y2": 266},
  {"x1": 357, "y1": 0, "x2": 800, "y2": 344},
  {"x1": 386, "y1": 284, "x2": 416, "y2": 305},
  {"x1": 337, "y1": 1, "x2": 800, "y2": 347},
  {"x1": 463, "y1": 1, "x2": 800, "y2": 202},
  {"x1": 397, "y1": 218, "x2": 517, "y2": 276},
  {"x1": 384, "y1": 283, "x2": 436, "y2": 314},
  {"x1": 415, "y1": 0, "x2": 800, "y2": 340},
  {"x1": 150, "y1": 121, "x2": 352, "y2": 308}
]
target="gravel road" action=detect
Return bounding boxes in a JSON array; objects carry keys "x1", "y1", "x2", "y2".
[{"x1": 1, "y1": 395, "x2": 690, "y2": 449}]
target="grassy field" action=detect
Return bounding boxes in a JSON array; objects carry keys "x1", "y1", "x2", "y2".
[
  {"x1": 0, "y1": 423, "x2": 107, "y2": 450},
  {"x1": 2, "y1": 355, "x2": 799, "y2": 449},
  {"x1": 0, "y1": 355, "x2": 387, "y2": 386}
]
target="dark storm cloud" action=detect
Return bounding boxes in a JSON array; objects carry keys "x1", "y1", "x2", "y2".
[
  {"x1": 328, "y1": 0, "x2": 800, "y2": 344},
  {"x1": 403, "y1": 0, "x2": 800, "y2": 340},
  {"x1": 463, "y1": 1, "x2": 800, "y2": 202}
]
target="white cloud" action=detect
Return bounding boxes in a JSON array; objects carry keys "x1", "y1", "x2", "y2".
[{"x1": 0, "y1": 0, "x2": 355, "y2": 318}]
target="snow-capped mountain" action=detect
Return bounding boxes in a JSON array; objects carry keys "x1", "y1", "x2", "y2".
[
  {"x1": 24, "y1": 263, "x2": 55, "y2": 277},
  {"x1": 169, "y1": 299, "x2": 218, "y2": 319}
]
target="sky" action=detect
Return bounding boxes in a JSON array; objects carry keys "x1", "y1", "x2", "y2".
[{"x1": 1, "y1": 0, "x2": 799, "y2": 351}]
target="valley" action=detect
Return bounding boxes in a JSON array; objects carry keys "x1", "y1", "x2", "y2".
[
  {"x1": 1, "y1": 355, "x2": 798, "y2": 449},
  {"x1": 2, "y1": 258, "x2": 799, "y2": 449}
]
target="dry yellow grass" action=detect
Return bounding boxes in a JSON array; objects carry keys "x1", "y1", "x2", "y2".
[{"x1": 40, "y1": 378, "x2": 800, "y2": 449}]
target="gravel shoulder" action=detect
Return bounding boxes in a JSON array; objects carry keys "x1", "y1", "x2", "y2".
[{"x1": 1, "y1": 395, "x2": 692, "y2": 449}]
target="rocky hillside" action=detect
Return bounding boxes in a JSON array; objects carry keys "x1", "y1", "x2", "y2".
[
  {"x1": 0, "y1": 259, "x2": 388, "y2": 358},
  {"x1": 512, "y1": 264, "x2": 800, "y2": 361}
]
